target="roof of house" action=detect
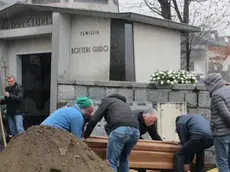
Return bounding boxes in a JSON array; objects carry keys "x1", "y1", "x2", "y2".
[
  {"x1": 191, "y1": 33, "x2": 227, "y2": 48},
  {"x1": 0, "y1": 2, "x2": 200, "y2": 33},
  {"x1": 201, "y1": 37, "x2": 227, "y2": 47}
]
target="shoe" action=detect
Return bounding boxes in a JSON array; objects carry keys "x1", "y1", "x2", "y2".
[{"x1": 8, "y1": 135, "x2": 13, "y2": 142}]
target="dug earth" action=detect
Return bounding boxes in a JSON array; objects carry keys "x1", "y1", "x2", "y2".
[{"x1": 0, "y1": 125, "x2": 113, "y2": 172}]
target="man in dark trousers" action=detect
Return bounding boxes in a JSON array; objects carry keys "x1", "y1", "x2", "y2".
[
  {"x1": 0, "y1": 75, "x2": 24, "y2": 138},
  {"x1": 84, "y1": 94, "x2": 140, "y2": 172},
  {"x1": 174, "y1": 114, "x2": 214, "y2": 172},
  {"x1": 105, "y1": 108, "x2": 162, "y2": 172}
]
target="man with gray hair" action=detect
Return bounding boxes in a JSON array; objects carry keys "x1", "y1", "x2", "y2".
[
  {"x1": 204, "y1": 73, "x2": 230, "y2": 172},
  {"x1": 132, "y1": 108, "x2": 162, "y2": 141}
]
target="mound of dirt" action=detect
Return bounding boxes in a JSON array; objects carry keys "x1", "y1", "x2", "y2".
[{"x1": 0, "y1": 125, "x2": 113, "y2": 172}]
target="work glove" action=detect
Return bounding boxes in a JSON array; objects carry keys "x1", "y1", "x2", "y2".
[{"x1": 2, "y1": 108, "x2": 7, "y2": 121}]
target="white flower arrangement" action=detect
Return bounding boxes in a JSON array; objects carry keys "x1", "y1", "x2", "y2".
[{"x1": 150, "y1": 70, "x2": 197, "y2": 85}]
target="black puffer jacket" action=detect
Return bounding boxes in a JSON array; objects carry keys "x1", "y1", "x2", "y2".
[
  {"x1": 0, "y1": 83, "x2": 24, "y2": 116},
  {"x1": 204, "y1": 73, "x2": 230, "y2": 137},
  {"x1": 84, "y1": 94, "x2": 139, "y2": 138}
]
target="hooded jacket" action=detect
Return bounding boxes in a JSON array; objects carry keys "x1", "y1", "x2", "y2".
[
  {"x1": 204, "y1": 73, "x2": 230, "y2": 137},
  {"x1": 84, "y1": 94, "x2": 139, "y2": 138}
]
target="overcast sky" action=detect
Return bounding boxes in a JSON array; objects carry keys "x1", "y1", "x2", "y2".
[
  {"x1": 119, "y1": 0, "x2": 230, "y2": 36},
  {"x1": 0, "y1": 0, "x2": 17, "y2": 3},
  {"x1": 119, "y1": 0, "x2": 154, "y2": 16},
  {"x1": 1, "y1": 0, "x2": 230, "y2": 35}
]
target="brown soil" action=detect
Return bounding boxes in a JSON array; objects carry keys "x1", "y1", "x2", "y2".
[{"x1": 0, "y1": 125, "x2": 113, "y2": 172}]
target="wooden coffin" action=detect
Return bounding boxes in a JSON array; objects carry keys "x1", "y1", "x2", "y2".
[{"x1": 84, "y1": 137, "x2": 181, "y2": 170}]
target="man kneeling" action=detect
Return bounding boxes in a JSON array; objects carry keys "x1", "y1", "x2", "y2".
[{"x1": 174, "y1": 114, "x2": 214, "y2": 172}]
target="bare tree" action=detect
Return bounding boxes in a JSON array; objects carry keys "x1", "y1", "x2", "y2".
[{"x1": 144, "y1": 0, "x2": 172, "y2": 20}]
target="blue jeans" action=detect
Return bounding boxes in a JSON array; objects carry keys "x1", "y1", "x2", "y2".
[
  {"x1": 8, "y1": 114, "x2": 24, "y2": 136},
  {"x1": 214, "y1": 136, "x2": 230, "y2": 172},
  {"x1": 106, "y1": 126, "x2": 140, "y2": 172}
]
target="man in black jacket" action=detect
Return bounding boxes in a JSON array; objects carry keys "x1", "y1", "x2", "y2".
[
  {"x1": 174, "y1": 114, "x2": 213, "y2": 172},
  {"x1": 133, "y1": 108, "x2": 162, "y2": 141},
  {"x1": 105, "y1": 108, "x2": 162, "y2": 172},
  {"x1": 0, "y1": 76, "x2": 24, "y2": 138},
  {"x1": 84, "y1": 94, "x2": 140, "y2": 172}
]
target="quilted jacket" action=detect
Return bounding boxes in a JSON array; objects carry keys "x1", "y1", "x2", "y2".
[{"x1": 204, "y1": 73, "x2": 230, "y2": 137}]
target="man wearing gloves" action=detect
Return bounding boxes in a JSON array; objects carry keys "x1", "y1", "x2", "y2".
[
  {"x1": 41, "y1": 96, "x2": 94, "y2": 139},
  {"x1": 84, "y1": 94, "x2": 140, "y2": 172},
  {"x1": 174, "y1": 114, "x2": 213, "y2": 172},
  {"x1": 204, "y1": 73, "x2": 230, "y2": 172}
]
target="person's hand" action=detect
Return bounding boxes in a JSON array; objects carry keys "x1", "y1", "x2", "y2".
[
  {"x1": 82, "y1": 137, "x2": 86, "y2": 142},
  {"x1": 164, "y1": 141, "x2": 180, "y2": 145},
  {"x1": 0, "y1": 96, "x2": 4, "y2": 102},
  {"x1": 104, "y1": 159, "x2": 110, "y2": 166},
  {"x1": 184, "y1": 164, "x2": 190, "y2": 172},
  {"x1": 171, "y1": 141, "x2": 180, "y2": 145},
  {"x1": 4, "y1": 92, "x2": 10, "y2": 97}
]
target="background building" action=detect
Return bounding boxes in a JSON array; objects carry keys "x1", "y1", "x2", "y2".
[{"x1": 190, "y1": 30, "x2": 230, "y2": 81}]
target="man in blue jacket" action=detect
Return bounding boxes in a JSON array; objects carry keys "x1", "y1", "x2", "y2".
[
  {"x1": 174, "y1": 114, "x2": 213, "y2": 172},
  {"x1": 41, "y1": 96, "x2": 94, "y2": 139}
]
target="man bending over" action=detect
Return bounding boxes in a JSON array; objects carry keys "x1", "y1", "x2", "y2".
[{"x1": 41, "y1": 96, "x2": 94, "y2": 139}]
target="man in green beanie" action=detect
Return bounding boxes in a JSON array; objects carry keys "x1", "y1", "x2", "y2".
[
  {"x1": 76, "y1": 97, "x2": 94, "y2": 116},
  {"x1": 41, "y1": 96, "x2": 94, "y2": 139}
]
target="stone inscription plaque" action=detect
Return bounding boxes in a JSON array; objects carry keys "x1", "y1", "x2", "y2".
[{"x1": 0, "y1": 15, "x2": 52, "y2": 30}]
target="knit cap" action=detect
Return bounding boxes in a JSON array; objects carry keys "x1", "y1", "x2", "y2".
[{"x1": 76, "y1": 97, "x2": 92, "y2": 109}]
